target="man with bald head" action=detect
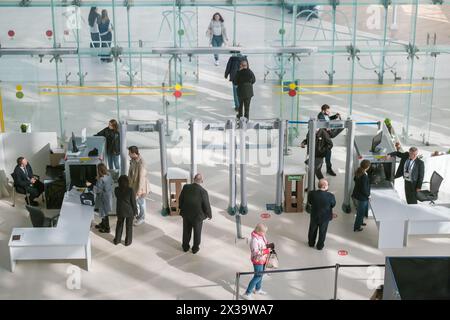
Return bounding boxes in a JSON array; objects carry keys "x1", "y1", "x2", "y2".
[
  {"x1": 307, "y1": 179, "x2": 337, "y2": 250},
  {"x1": 179, "y1": 173, "x2": 212, "y2": 254}
]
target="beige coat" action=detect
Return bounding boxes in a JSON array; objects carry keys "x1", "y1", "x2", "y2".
[{"x1": 128, "y1": 157, "x2": 150, "y2": 196}]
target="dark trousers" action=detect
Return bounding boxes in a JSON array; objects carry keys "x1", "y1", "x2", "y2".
[
  {"x1": 354, "y1": 199, "x2": 368, "y2": 230},
  {"x1": 90, "y1": 32, "x2": 100, "y2": 48},
  {"x1": 315, "y1": 157, "x2": 324, "y2": 180},
  {"x1": 114, "y1": 216, "x2": 133, "y2": 244},
  {"x1": 308, "y1": 219, "x2": 329, "y2": 249},
  {"x1": 325, "y1": 149, "x2": 332, "y2": 171},
  {"x1": 238, "y1": 97, "x2": 251, "y2": 120},
  {"x1": 25, "y1": 180, "x2": 44, "y2": 202},
  {"x1": 100, "y1": 33, "x2": 112, "y2": 61},
  {"x1": 182, "y1": 218, "x2": 203, "y2": 251},
  {"x1": 404, "y1": 180, "x2": 418, "y2": 204}
]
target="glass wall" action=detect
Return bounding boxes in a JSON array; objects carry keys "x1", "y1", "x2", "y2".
[{"x1": 0, "y1": 0, "x2": 449, "y2": 146}]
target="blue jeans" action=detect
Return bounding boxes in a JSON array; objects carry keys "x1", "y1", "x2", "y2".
[
  {"x1": 245, "y1": 264, "x2": 264, "y2": 294},
  {"x1": 354, "y1": 199, "x2": 368, "y2": 230},
  {"x1": 232, "y1": 84, "x2": 239, "y2": 109},
  {"x1": 211, "y1": 35, "x2": 223, "y2": 61},
  {"x1": 107, "y1": 154, "x2": 120, "y2": 171},
  {"x1": 136, "y1": 196, "x2": 146, "y2": 221}
]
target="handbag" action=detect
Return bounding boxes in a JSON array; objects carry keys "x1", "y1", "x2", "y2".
[
  {"x1": 265, "y1": 250, "x2": 279, "y2": 269},
  {"x1": 80, "y1": 189, "x2": 95, "y2": 206}
]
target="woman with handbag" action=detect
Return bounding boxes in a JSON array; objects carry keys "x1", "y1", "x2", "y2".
[{"x1": 243, "y1": 223, "x2": 274, "y2": 300}]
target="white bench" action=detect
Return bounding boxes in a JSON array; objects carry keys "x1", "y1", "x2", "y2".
[{"x1": 8, "y1": 190, "x2": 94, "y2": 272}]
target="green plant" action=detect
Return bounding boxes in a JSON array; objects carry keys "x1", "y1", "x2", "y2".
[
  {"x1": 447, "y1": 149, "x2": 450, "y2": 154},
  {"x1": 384, "y1": 118, "x2": 392, "y2": 127},
  {"x1": 20, "y1": 123, "x2": 28, "y2": 132}
]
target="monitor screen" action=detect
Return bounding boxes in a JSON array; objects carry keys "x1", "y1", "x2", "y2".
[
  {"x1": 69, "y1": 164, "x2": 97, "y2": 188},
  {"x1": 371, "y1": 131, "x2": 383, "y2": 153}
]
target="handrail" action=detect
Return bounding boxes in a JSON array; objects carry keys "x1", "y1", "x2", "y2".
[
  {"x1": 234, "y1": 263, "x2": 385, "y2": 300},
  {"x1": 288, "y1": 120, "x2": 380, "y2": 126}
]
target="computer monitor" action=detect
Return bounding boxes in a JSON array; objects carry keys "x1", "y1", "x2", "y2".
[
  {"x1": 370, "y1": 130, "x2": 383, "y2": 153},
  {"x1": 71, "y1": 132, "x2": 79, "y2": 153},
  {"x1": 69, "y1": 164, "x2": 97, "y2": 188}
]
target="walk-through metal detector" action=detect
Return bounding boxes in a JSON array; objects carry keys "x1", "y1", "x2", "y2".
[
  {"x1": 120, "y1": 120, "x2": 170, "y2": 216},
  {"x1": 189, "y1": 118, "x2": 286, "y2": 239}
]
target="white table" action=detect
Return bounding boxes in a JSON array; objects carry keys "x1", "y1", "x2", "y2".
[
  {"x1": 370, "y1": 189, "x2": 450, "y2": 249},
  {"x1": 8, "y1": 189, "x2": 94, "y2": 272}
]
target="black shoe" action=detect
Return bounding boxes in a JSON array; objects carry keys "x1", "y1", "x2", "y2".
[
  {"x1": 31, "y1": 201, "x2": 39, "y2": 207},
  {"x1": 94, "y1": 208, "x2": 99, "y2": 213},
  {"x1": 94, "y1": 223, "x2": 103, "y2": 229},
  {"x1": 125, "y1": 241, "x2": 132, "y2": 246},
  {"x1": 192, "y1": 248, "x2": 199, "y2": 254},
  {"x1": 113, "y1": 239, "x2": 120, "y2": 245},
  {"x1": 327, "y1": 169, "x2": 337, "y2": 176},
  {"x1": 182, "y1": 246, "x2": 190, "y2": 252},
  {"x1": 362, "y1": 223, "x2": 367, "y2": 226},
  {"x1": 99, "y1": 228, "x2": 110, "y2": 233},
  {"x1": 354, "y1": 227, "x2": 364, "y2": 232},
  {"x1": 308, "y1": 243, "x2": 315, "y2": 248},
  {"x1": 316, "y1": 246, "x2": 323, "y2": 251}
]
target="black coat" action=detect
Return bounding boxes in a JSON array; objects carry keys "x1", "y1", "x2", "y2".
[
  {"x1": 352, "y1": 173, "x2": 371, "y2": 201},
  {"x1": 389, "y1": 151, "x2": 425, "y2": 189},
  {"x1": 235, "y1": 68, "x2": 256, "y2": 99},
  {"x1": 179, "y1": 183, "x2": 212, "y2": 223},
  {"x1": 307, "y1": 190, "x2": 336, "y2": 224},
  {"x1": 317, "y1": 112, "x2": 339, "y2": 121},
  {"x1": 301, "y1": 129, "x2": 333, "y2": 158},
  {"x1": 115, "y1": 187, "x2": 138, "y2": 218},
  {"x1": 225, "y1": 55, "x2": 247, "y2": 84},
  {"x1": 13, "y1": 163, "x2": 34, "y2": 190},
  {"x1": 96, "y1": 127, "x2": 120, "y2": 156}
]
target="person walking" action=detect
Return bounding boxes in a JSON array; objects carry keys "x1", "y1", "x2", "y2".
[
  {"x1": 242, "y1": 223, "x2": 274, "y2": 300},
  {"x1": 235, "y1": 60, "x2": 256, "y2": 120},
  {"x1": 352, "y1": 160, "x2": 371, "y2": 232},
  {"x1": 87, "y1": 163, "x2": 113, "y2": 233},
  {"x1": 179, "y1": 173, "x2": 212, "y2": 254},
  {"x1": 95, "y1": 119, "x2": 121, "y2": 172},
  {"x1": 98, "y1": 9, "x2": 113, "y2": 62},
  {"x1": 128, "y1": 146, "x2": 150, "y2": 225},
  {"x1": 225, "y1": 54, "x2": 248, "y2": 112},
  {"x1": 317, "y1": 104, "x2": 342, "y2": 176},
  {"x1": 389, "y1": 143, "x2": 424, "y2": 204},
  {"x1": 88, "y1": 7, "x2": 100, "y2": 48},
  {"x1": 206, "y1": 12, "x2": 228, "y2": 66},
  {"x1": 300, "y1": 128, "x2": 333, "y2": 180},
  {"x1": 113, "y1": 175, "x2": 138, "y2": 246},
  {"x1": 307, "y1": 179, "x2": 337, "y2": 250}
]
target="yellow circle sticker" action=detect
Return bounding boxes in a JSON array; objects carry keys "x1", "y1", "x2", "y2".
[
  {"x1": 289, "y1": 83, "x2": 296, "y2": 90},
  {"x1": 16, "y1": 85, "x2": 23, "y2": 91},
  {"x1": 174, "y1": 84, "x2": 182, "y2": 91}
]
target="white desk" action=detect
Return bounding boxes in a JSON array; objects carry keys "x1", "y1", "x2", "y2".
[
  {"x1": 370, "y1": 189, "x2": 450, "y2": 249},
  {"x1": 8, "y1": 190, "x2": 94, "y2": 272}
]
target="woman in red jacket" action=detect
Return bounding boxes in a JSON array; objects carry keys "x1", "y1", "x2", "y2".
[{"x1": 243, "y1": 223, "x2": 274, "y2": 299}]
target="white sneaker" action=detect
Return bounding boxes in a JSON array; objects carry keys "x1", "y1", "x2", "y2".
[
  {"x1": 254, "y1": 289, "x2": 267, "y2": 295},
  {"x1": 134, "y1": 219, "x2": 144, "y2": 226},
  {"x1": 214, "y1": 60, "x2": 219, "y2": 66},
  {"x1": 242, "y1": 293, "x2": 253, "y2": 300}
]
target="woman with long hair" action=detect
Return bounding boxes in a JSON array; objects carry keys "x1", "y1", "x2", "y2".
[
  {"x1": 206, "y1": 12, "x2": 229, "y2": 66},
  {"x1": 113, "y1": 175, "x2": 138, "y2": 246},
  {"x1": 95, "y1": 119, "x2": 121, "y2": 171},
  {"x1": 351, "y1": 160, "x2": 371, "y2": 232},
  {"x1": 98, "y1": 9, "x2": 113, "y2": 62},
  {"x1": 88, "y1": 7, "x2": 100, "y2": 48}
]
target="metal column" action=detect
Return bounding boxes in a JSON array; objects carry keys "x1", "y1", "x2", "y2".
[
  {"x1": 342, "y1": 118, "x2": 355, "y2": 213},
  {"x1": 190, "y1": 119, "x2": 199, "y2": 183},
  {"x1": 158, "y1": 119, "x2": 170, "y2": 216},
  {"x1": 239, "y1": 118, "x2": 248, "y2": 215},
  {"x1": 227, "y1": 119, "x2": 237, "y2": 215},
  {"x1": 307, "y1": 118, "x2": 317, "y2": 193},
  {"x1": 274, "y1": 119, "x2": 286, "y2": 214},
  {"x1": 119, "y1": 120, "x2": 128, "y2": 176}
]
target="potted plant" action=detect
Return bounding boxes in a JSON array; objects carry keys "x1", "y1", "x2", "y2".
[
  {"x1": 20, "y1": 123, "x2": 28, "y2": 133},
  {"x1": 384, "y1": 118, "x2": 393, "y2": 134}
]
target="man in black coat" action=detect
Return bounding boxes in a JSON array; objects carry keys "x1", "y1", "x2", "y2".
[
  {"x1": 13, "y1": 157, "x2": 44, "y2": 206},
  {"x1": 301, "y1": 128, "x2": 333, "y2": 180},
  {"x1": 179, "y1": 173, "x2": 212, "y2": 254},
  {"x1": 225, "y1": 54, "x2": 247, "y2": 112},
  {"x1": 389, "y1": 143, "x2": 424, "y2": 204},
  {"x1": 317, "y1": 104, "x2": 342, "y2": 176},
  {"x1": 234, "y1": 60, "x2": 256, "y2": 120},
  {"x1": 307, "y1": 179, "x2": 337, "y2": 250}
]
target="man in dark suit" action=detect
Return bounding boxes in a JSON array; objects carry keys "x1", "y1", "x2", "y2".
[
  {"x1": 179, "y1": 173, "x2": 212, "y2": 254},
  {"x1": 300, "y1": 128, "x2": 333, "y2": 180},
  {"x1": 389, "y1": 143, "x2": 424, "y2": 204},
  {"x1": 317, "y1": 104, "x2": 342, "y2": 176},
  {"x1": 307, "y1": 179, "x2": 337, "y2": 250},
  {"x1": 234, "y1": 60, "x2": 256, "y2": 120},
  {"x1": 13, "y1": 157, "x2": 44, "y2": 206},
  {"x1": 225, "y1": 54, "x2": 247, "y2": 112}
]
